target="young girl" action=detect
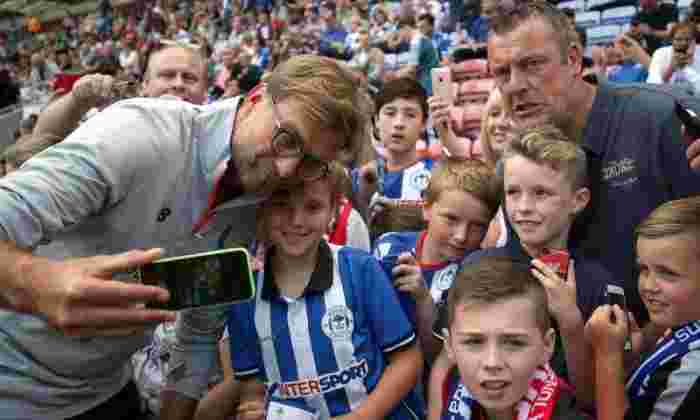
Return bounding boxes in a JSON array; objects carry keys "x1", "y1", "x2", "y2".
[
  {"x1": 227, "y1": 163, "x2": 424, "y2": 420},
  {"x1": 588, "y1": 196, "x2": 700, "y2": 420}
]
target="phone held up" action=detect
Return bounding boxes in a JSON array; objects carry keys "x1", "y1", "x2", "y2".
[
  {"x1": 539, "y1": 249, "x2": 570, "y2": 279},
  {"x1": 136, "y1": 247, "x2": 256, "y2": 311},
  {"x1": 606, "y1": 284, "x2": 632, "y2": 351},
  {"x1": 431, "y1": 67, "x2": 454, "y2": 103}
]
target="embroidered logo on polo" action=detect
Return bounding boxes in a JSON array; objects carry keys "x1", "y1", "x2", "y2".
[
  {"x1": 409, "y1": 168, "x2": 431, "y2": 191},
  {"x1": 276, "y1": 359, "x2": 369, "y2": 399},
  {"x1": 321, "y1": 306, "x2": 354, "y2": 340},
  {"x1": 602, "y1": 158, "x2": 638, "y2": 188}
]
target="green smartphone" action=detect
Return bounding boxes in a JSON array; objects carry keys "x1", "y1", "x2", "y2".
[{"x1": 138, "y1": 247, "x2": 255, "y2": 310}]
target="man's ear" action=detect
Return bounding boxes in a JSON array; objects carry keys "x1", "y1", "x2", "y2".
[
  {"x1": 422, "y1": 201, "x2": 433, "y2": 223},
  {"x1": 567, "y1": 42, "x2": 583, "y2": 77}
]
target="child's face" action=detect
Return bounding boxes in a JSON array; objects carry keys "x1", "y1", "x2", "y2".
[
  {"x1": 377, "y1": 97, "x2": 426, "y2": 156},
  {"x1": 446, "y1": 297, "x2": 554, "y2": 417},
  {"x1": 504, "y1": 156, "x2": 588, "y2": 252},
  {"x1": 423, "y1": 190, "x2": 492, "y2": 261},
  {"x1": 484, "y1": 90, "x2": 511, "y2": 160},
  {"x1": 637, "y1": 234, "x2": 700, "y2": 329},
  {"x1": 264, "y1": 180, "x2": 335, "y2": 259}
]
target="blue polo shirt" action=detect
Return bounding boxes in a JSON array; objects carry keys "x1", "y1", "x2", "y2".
[{"x1": 227, "y1": 241, "x2": 423, "y2": 419}]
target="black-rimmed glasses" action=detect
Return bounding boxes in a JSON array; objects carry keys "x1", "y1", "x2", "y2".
[{"x1": 268, "y1": 93, "x2": 330, "y2": 182}]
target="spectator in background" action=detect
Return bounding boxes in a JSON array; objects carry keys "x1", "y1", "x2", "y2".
[
  {"x1": 647, "y1": 20, "x2": 700, "y2": 95},
  {"x1": 637, "y1": 0, "x2": 679, "y2": 54},
  {"x1": 418, "y1": 13, "x2": 451, "y2": 62},
  {"x1": 627, "y1": 15, "x2": 651, "y2": 53},
  {"x1": 318, "y1": 0, "x2": 352, "y2": 60},
  {"x1": 118, "y1": 31, "x2": 142, "y2": 79},
  {"x1": 466, "y1": 0, "x2": 493, "y2": 43},
  {"x1": 0, "y1": 68, "x2": 20, "y2": 110},
  {"x1": 345, "y1": 13, "x2": 364, "y2": 52},
  {"x1": 607, "y1": 35, "x2": 650, "y2": 83},
  {"x1": 29, "y1": 52, "x2": 59, "y2": 86},
  {"x1": 394, "y1": 17, "x2": 440, "y2": 95}
]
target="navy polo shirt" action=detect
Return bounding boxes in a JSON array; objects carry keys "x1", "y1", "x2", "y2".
[{"x1": 506, "y1": 81, "x2": 700, "y2": 324}]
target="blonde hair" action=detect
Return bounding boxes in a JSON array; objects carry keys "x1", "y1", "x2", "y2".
[
  {"x1": 264, "y1": 55, "x2": 373, "y2": 161},
  {"x1": 636, "y1": 197, "x2": 700, "y2": 244},
  {"x1": 479, "y1": 87, "x2": 506, "y2": 168},
  {"x1": 423, "y1": 158, "x2": 501, "y2": 217},
  {"x1": 503, "y1": 124, "x2": 587, "y2": 189}
]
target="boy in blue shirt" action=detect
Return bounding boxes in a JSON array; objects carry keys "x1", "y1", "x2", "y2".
[
  {"x1": 228, "y1": 163, "x2": 424, "y2": 420},
  {"x1": 373, "y1": 159, "x2": 500, "y2": 361},
  {"x1": 354, "y1": 78, "x2": 435, "y2": 216}
]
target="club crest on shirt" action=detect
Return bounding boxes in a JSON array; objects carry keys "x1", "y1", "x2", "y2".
[
  {"x1": 435, "y1": 265, "x2": 458, "y2": 292},
  {"x1": 322, "y1": 306, "x2": 354, "y2": 340},
  {"x1": 409, "y1": 168, "x2": 431, "y2": 191}
]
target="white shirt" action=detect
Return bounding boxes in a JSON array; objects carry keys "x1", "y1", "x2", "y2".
[{"x1": 647, "y1": 45, "x2": 700, "y2": 95}]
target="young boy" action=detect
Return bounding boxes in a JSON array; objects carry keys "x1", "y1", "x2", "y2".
[
  {"x1": 587, "y1": 196, "x2": 700, "y2": 420},
  {"x1": 354, "y1": 77, "x2": 434, "y2": 214},
  {"x1": 440, "y1": 256, "x2": 587, "y2": 420},
  {"x1": 431, "y1": 125, "x2": 619, "y2": 407},
  {"x1": 227, "y1": 163, "x2": 424, "y2": 420},
  {"x1": 373, "y1": 158, "x2": 500, "y2": 360}
]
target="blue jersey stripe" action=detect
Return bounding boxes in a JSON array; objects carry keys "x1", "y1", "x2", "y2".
[{"x1": 270, "y1": 301, "x2": 298, "y2": 383}]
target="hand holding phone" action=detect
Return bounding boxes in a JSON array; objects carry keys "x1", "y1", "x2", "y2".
[
  {"x1": 138, "y1": 247, "x2": 255, "y2": 311},
  {"x1": 539, "y1": 249, "x2": 570, "y2": 279},
  {"x1": 431, "y1": 67, "x2": 454, "y2": 103},
  {"x1": 606, "y1": 284, "x2": 632, "y2": 351}
]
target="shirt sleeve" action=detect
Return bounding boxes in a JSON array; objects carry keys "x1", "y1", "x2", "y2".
[
  {"x1": 358, "y1": 252, "x2": 416, "y2": 353},
  {"x1": 0, "y1": 101, "x2": 171, "y2": 248},
  {"x1": 227, "y1": 301, "x2": 263, "y2": 379}
]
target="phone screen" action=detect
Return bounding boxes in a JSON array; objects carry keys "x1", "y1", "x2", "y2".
[
  {"x1": 606, "y1": 285, "x2": 628, "y2": 324},
  {"x1": 139, "y1": 248, "x2": 255, "y2": 310}
]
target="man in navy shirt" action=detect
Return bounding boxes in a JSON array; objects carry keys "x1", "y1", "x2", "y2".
[{"x1": 487, "y1": 1, "x2": 700, "y2": 324}]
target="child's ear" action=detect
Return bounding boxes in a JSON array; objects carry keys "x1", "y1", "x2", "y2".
[
  {"x1": 422, "y1": 201, "x2": 433, "y2": 223},
  {"x1": 444, "y1": 329, "x2": 456, "y2": 363},
  {"x1": 572, "y1": 187, "x2": 591, "y2": 215},
  {"x1": 542, "y1": 327, "x2": 556, "y2": 365}
]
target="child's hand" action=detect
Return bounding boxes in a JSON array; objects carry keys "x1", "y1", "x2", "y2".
[
  {"x1": 585, "y1": 304, "x2": 629, "y2": 356},
  {"x1": 392, "y1": 252, "x2": 429, "y2": 302},
  {"x1": 531, "y1": 259, "x2": 582, "y2": 331}
]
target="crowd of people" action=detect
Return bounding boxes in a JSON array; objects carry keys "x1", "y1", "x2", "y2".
[{"x1": 2, "y1": 0, "x2": 700, "y2": 420}]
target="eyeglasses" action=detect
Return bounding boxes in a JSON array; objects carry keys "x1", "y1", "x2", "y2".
[{"x1": 268, "y1": 91, "x2": 330, "y2": 182}]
